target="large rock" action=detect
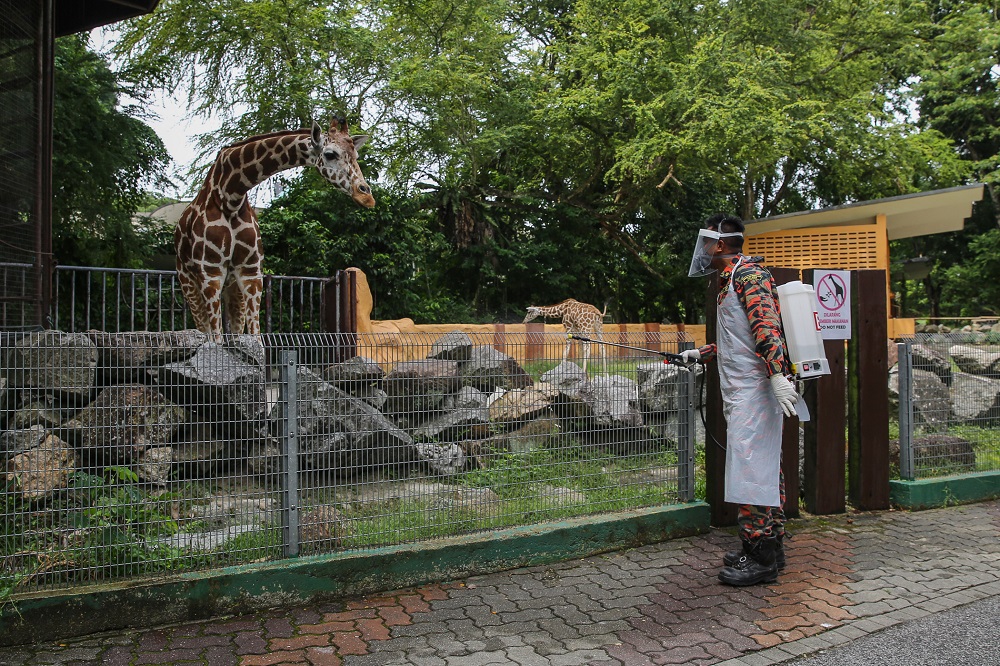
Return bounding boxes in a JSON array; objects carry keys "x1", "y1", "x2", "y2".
[
  {"x1": 443, "y1": 386, "x2": 488, "y2": 411},
  {"x1": 5, "y1": 433, "x2": 75, "y2": 500},
  {"x1": 65, "y1": 384, "x2": 186, "y2": 465},
  {"x1": 0, "y1": 425, "x2": 47, "y2": 463},
  {"x1": 459, "y1": 346, "x2": 532, "y2": 393},
  {"x1": 636, "y1": 362, "x2": 702, "y2": 439},
  {"x1": 949, "y1": 372, "x2": 1000, "y2": 424},
  {"x1": 135, "y1": 446, "x2": 173, "y2": 485},
  {"x1": 321, "y1": 355, "x2": 385, "y2": 388},
  {"x1": 428, "y1": 331, "x2": 474, "y2": 361},
  {"x1": 542, "y1": 362, "x2": 591, "y2": 421},
  {"x1": 888, "y1": 367, "x2": 953, "y2": 431},
  {"x1": 4, "y1": 330, "x2": 97, "y2": 400},
  {"x1": 411, "y1": 407, "x2": 489, "y2": 443},
  {"x1": 949, "y1": 344, "x2": 1000, "y2": 377},
  {"x1": 889, "y1": 434, "x2": 976, "y2": 471},
  {"x1": 8, "y1": 395, "x2": 77, "y2": 430},
  {"x1": 487, "y1": 384, "x2": 557, "y2": 430},
  {"x1": 540, "y1": 362, "x2": 589, "y2": 398},
  {"x1": 382, "y1": 359, "x2": 461, "y2": 424},
  {"x1": 636, "y1": 362, "x2": 702, "y2": 414},
  {"x1": 270, "y1": 367, "x2": 414, "y2": 473},
  {"x1": 911, "y1": 344, "x2": 953, "y2": 385},
  {"x1": 158, "y1": 340, "x2": 267, "y2": 438},
  {"x1": 580, "y1": 374, "x2": 643, "y2": 428},
  {"x1": 414, "y1": 442, "x2": 466, "y2": 476},
  {"x1": 88, "y1": 329, "x2": 207, "y2": 384},
  {"x1": 171, "y1": 422, "x2": 233, "y2": 478}
]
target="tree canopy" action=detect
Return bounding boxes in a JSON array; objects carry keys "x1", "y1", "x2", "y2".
[
  {"x1": 105, "y1": 0, "x2": 996, "y2": 322},
  {"x1": 53, "y1": 34, "x2": 170, "y2": 268}
]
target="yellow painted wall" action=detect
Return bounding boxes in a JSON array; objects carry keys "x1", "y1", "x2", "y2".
[
  {"x1": 357, "y1": 319, "x2": 703, "y2": 369},
  {"x1": 348, "y1": 268, "x2": 910, "y2": 370}
]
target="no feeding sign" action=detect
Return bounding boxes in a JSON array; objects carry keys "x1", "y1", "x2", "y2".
[{"x1": 813, "y1": 270, "x2": 851, "y2": 340}]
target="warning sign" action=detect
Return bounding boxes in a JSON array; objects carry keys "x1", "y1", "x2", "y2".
[{"x1": 813, "y1": 270, "x2": 851, "y2": 340}]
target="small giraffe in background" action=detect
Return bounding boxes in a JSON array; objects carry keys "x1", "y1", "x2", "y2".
[
  {"x1": 523, "y1": 299, "x2": 608, "y2": 373},
  {"x1": 175, "y1": 118, "x2": 375, "y2": 341}
]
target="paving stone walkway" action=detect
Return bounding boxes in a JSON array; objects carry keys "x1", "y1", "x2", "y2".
[{"x1": 2, "y1": 499, "x2": 998, "y2": 665}]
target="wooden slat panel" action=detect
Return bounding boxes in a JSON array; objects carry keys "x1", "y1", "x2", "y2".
[{"x1": 746, "y1": 224, "x2": 885, "y2": 272}]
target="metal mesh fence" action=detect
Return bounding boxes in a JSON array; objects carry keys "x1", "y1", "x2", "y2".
[
  {"x1": 893, "y1": 331, "x2": 1000, "y2": 479},
  {"x1": 2, "y1": 330, "x2": 696, "y2": 596},
  {"x1": 0, "y1": 2, "x2": 41, "y2": 330},
  {"x1": 0, "y1": 264, "x2": 337, "y2": 334}
]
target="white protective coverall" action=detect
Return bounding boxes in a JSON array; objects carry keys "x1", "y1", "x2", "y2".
[{"x1": 717, "y1": 257, "x2": 783, "y2": 507}]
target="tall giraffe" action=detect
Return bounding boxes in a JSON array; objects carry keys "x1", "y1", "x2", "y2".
[
  {"x1": 175, "y1": 118, "x2": 375, "y2": 341},
  {"x1": 523, "y1": 299, "x2": 608, "y2": 373}
]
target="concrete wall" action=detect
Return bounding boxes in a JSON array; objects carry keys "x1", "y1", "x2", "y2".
[{"x1": 348, "y1": 268, "x2": 705, "y2": 369}]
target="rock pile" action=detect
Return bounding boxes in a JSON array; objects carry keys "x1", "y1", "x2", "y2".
[{"x1": 2, "y1": 329, "x2": 694, "y2": 502}]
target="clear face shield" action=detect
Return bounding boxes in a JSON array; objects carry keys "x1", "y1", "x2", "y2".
[{"x1": 687, "y1": 229, "x2": 743, "y2": 277}]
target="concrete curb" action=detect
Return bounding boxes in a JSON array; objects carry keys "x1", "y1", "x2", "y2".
[
  {"x1": 889, "y1": 470, "x2": 1000, "y2": 510},
  {"x1": 0, "y1": 500, "x2": 709, "y2": 647}
]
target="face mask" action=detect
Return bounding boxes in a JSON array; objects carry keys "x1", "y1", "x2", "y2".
[{"x1": 687, "y1": 229, "x2": 743, "y2": 278}]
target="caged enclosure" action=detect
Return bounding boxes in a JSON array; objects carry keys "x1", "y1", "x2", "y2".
[
  {"x1": 1, "y1": 328, "x2": 698, "y2": 598},
  {"x1": 890, "y1": 326, "x2": 1000, "y2": 480}
]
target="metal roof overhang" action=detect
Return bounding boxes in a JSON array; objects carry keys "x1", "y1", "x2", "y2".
[
  {"x1": 747, "y1": 184, "x2": 985, "y2": 241},
  {"x1": 55, "y1": 0, "x2": 160, "y2": 37}
]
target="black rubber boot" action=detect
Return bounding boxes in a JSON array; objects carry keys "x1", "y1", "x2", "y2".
[
  {"x1": 724, "y1": 532, "x2": 786, "y2": 570},
  {"x1": 718, "y1": 537, "x2": 779, "y2": 586}
]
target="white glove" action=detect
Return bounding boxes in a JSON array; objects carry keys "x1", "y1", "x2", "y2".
[
  {"x1": 769, "y1": 374, "x2": 799, "y2": 418},
  {"x1": 680, "y1": 349, "x2": 702, "y2": 364}
]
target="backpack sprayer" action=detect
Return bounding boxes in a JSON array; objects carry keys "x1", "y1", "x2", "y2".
[
  {"x1": 775, "y1": 280, "x2": 831, "y2": 380},
  {"x1": 566, "y1": 334, "x2": 696, "y2": 368}
]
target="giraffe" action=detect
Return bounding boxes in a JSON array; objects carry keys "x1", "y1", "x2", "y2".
[
  {"x1": 523, "y1": 299, "x2": 608, "y2": 373},
  {"x1": 175, "y1": 118, "x2": 375, "y2": 341}
]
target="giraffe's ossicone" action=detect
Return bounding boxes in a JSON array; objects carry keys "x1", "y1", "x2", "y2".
[{"x1": 175, "y1": 118, "x2": 374, "y2": 341}]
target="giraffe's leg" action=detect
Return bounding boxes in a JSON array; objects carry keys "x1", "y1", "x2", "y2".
[
  {"x1": 596, "y1": 330, "x2": 608, "y2": 375},
  {"x1": 190, "y1": 266, "x2": 225, "y2": 342},
  {"x1": 222, "y1": 278, "x2": 244, "y2": 337},
  {"x1": 244, "y1": 276, "x2": 263, "y2": 336},
  {"x1": 178, "y1": 266, "x2": 222, "y2": 340},
  {"x1": 581, "y1": 341, "x2": 590, "y2": 374},
  {"x1": 224, "y1": 268, "x2": 263, "y2": 337}
]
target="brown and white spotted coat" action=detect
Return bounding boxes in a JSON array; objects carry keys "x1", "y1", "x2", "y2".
[
  {"x1": 523, "y1": 299, "x2": 608, "y2": 373},
  {"x1": 175, "y1": 119, "x2": 375, "y2": 341}
]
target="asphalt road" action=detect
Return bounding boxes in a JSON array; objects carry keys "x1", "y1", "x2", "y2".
[{"x1": 789, "y1": 594, "x2": 1000, "y2": 666}]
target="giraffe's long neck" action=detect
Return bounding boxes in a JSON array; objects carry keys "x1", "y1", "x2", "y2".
[
  {"x1": 537, "y1": 304, "x2": 568, "y2": 318},
  {"x1": 209, "y1": 131, "x2": 314, "y2": 212}
]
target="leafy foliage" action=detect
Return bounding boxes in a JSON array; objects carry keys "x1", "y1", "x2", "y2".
[
  {"x1": 52, "y1": 35, "x2": 170, "y2": 268},
  {"x1": 108, "y1": 0, "x2": 998, "y2": 321}
]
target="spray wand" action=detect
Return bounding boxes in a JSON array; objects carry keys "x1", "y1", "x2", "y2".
[{"x1": 566, "y1": 334, "x2": 695, "y2": 367}]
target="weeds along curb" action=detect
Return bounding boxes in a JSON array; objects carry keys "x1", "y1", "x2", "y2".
[
  {"x1": 0, "y1": 501, "x2": 709, "y2": 647},
  {"x1": 890, "y1": 471, "x2": 1000, "y2": 510}
]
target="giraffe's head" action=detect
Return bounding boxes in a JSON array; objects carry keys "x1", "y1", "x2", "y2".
[
  {"x1": 311, "y1": 119, "x2": 376, "y2": 208},
  {"x1": 523, "y1": 306, "x2": 542, "y2": 324}
]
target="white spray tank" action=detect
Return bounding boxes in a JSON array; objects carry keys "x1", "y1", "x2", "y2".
[{"x1": 775, "y1": 280, "x2": 831, "y2": 379}]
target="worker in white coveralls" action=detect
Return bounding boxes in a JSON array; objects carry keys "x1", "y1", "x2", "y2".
[{"x1": 680, "y1": 213, "x2": 800, "y2": 586}]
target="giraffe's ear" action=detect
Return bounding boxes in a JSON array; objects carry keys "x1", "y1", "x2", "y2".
[
  {"x1": 311, "y1": 121, "x2": 324, "y2": 152},
  {"x1": 351, "y1": 135, "x2": 369, "y2": 150}
]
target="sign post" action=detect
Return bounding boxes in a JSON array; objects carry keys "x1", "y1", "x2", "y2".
[{"x1": 813, "y1": 270, "x2": 852, "y2": 340}]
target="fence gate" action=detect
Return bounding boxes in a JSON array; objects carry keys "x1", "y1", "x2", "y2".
[{"x1": 320, "y1": 268, "x2": 357, "y2": 363}]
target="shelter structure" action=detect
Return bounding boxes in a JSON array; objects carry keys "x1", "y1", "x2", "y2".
[
  {"x1": 744, "y1": 184, "x2": 985, "y2": 334},
  {"x1": 0, "y1": 0, "x2": 159, "y2": 329}
]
